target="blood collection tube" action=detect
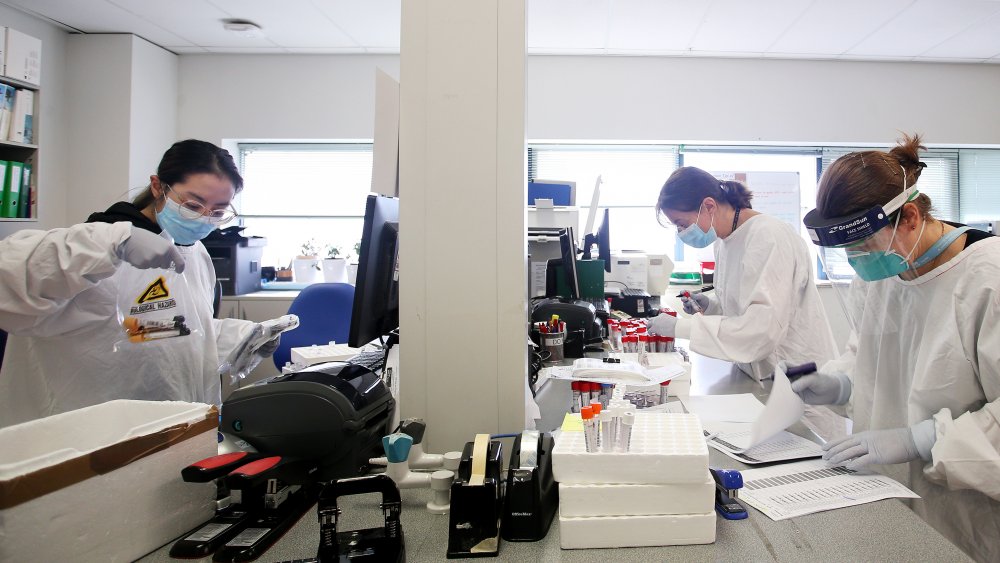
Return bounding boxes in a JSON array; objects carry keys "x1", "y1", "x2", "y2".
[
  {"x1": 581, "y1": 406, "x2": 598, "y2": 453},
  {"x1": 571, "y1": 381, "x2": 581, "y2": 413},
  {"x1": 660, "y1": 381, "x2": 670, "y2": 404},
  {"x1": 618, "y1": 412, "x2": 635, "y2": 453},
  {"x1": 600, "y1": 411, "x2": 613, "y2": 453}
]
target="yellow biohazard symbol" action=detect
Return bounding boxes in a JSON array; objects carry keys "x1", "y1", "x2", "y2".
[{"x1": 137, "y1": 277, "x2": 170, "y2": 304}]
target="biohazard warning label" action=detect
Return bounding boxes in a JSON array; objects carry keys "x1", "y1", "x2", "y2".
[{"x1": 137, "y1": 277, "x2": 170, "y2": 304}]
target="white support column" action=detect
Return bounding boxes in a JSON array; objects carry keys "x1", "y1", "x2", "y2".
[{"x1": 398, "y1": 0, "x2": 527, "y2": 452}]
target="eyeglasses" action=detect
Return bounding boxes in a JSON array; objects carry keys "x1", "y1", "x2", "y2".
[{"x1": 163, "y1": 184, "x2": 238, "y2": 225}]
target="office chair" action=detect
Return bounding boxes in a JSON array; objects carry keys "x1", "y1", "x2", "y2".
[{"x1": 272, "y1": 283, "x2": 355, "y2": 371}]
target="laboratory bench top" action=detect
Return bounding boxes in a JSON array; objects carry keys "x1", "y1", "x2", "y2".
[{"x1": 140, "y1": 351, "x2": 972, "y2": 563}]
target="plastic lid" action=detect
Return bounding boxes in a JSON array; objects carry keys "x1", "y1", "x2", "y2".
[
  {"x1": 623, "y1": 412, "x2": 636, "y2": 424},
  {"x1": 590, "y1": 401, "x2": 602, "y2": 414},
  {"x1": 660, "y1": 380, "x2": 671, "y2": 386},
  {"x1": 639, "y1": 334, "x2": 649, "y2": 342},
  {"x1": 581, "y1": 406, "x2": 594, "y2": 419}
]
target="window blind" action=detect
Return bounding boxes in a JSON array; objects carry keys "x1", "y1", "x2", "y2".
[
  {"x1": 959, "y1": 149, "x2": 1000, "y2": 223},
  {"x1": 820, "y1": 147, "x2": 958, "y2": 221},
  {"x1": 238, "y1": 143, "x2": 373, "y2": 217}
]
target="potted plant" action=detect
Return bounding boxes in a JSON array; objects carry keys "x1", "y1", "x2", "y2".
[
  {"x1": 321, "y1": 244, "x2": 348, "y2": 283},
  {"x1": 347, "y1": 241, "x2": 363, "y2": 285},
  {"x1": 292, "y1": 238, "x2": 324, "y2": 284}
]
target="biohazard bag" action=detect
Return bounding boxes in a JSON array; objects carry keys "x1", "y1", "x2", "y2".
[{"x1": 113, "y1": 255, "x2": 206, "y2": 351}]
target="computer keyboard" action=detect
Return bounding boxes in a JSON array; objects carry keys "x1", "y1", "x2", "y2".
[
  {"x1": 348, "y1": 348, "x2": 387, "y2": 371},
  {"x1": 620, "y1": 288, "x2": 651, "y2": 298}
]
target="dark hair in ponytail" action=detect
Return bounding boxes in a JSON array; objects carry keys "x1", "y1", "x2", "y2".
[
  {"x1": 657, "y1": 167, "x2": 753, "y2": 216},
  {"x1": 133, "y1": 139, "x2": 244, "y2": 209}
]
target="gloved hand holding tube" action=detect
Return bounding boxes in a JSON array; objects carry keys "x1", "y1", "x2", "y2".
[
  {"x1": 787, "y1": 363, "x2": 852, "y2": 406},
  {"x1": 677, "y1": 285, "x2": 713, "y2": 315},
  {"x1": 220, "y1": 314, "x2": 300, "y2": 384}
]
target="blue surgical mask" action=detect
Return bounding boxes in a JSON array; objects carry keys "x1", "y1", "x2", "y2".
[
  {"x1": 156, "y1": 197, "x2": 217, "y2": 245},
  {"x1": 677, "y1": 204, "x2": 717, "y2": 248}
]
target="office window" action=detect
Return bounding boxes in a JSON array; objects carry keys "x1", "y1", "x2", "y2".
[
  {"x1": 960, "y1": 149, "x2": 1000, "y2": 223},
  {"x1": 237, "y1": 143, "x2": 373, "y2": 267},
  {"x1": 528, "y1": 145, "x2": 680, "y2": 255}
]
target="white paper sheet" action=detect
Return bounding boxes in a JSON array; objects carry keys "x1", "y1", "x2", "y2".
[
  {"x1": 738, "y1": 459, "x2": 919, "y2": 521},
  {"x1": 702, "y1": 422, "x2": 823, "y2": 464},
  {"x1": 743, "y1": 363, "x2": 806, "y2": 449},
  {"x1": 541, "y1": 358, "x2": 686, "y2": 386},
  {"x1": 685, "y1": 394, "x2": 765, "y2": 423}
]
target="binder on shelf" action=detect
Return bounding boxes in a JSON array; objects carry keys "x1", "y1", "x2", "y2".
[
  {"x1": 9, "y1": 89, "x2": 32, "y2": 143},
  {"x1": 1, "y1": 160, "x2": 23, "y2": 218},
  {"x1": 0, "y1": 84, "x2": 12, "y2": 139},
  {"x1": 3, "y1": 28, "x2": 42, "y2": 86},
  {"x1": 18, "y1": 163, "x2": 30, "y2": 218},
  {"x1": 0, "y1": 160, "x2": 7, "y2": 214}
]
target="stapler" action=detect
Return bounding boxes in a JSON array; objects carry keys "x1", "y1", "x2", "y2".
[
  {"x1": 710, "y1": 467, "x2": 748, "y2": 520},
  {"x1": 447, "y1": 434, "x2": 504, "y2": 558},
  {"x1": 171, "y1": 451, "x2": 322, "y2": 562},
  {"x1": 501, "y1": 431, "x2": 558, "y2": 542},
  {"x1": 314, "y1": 474, "x2": 405, "y2": 562}
]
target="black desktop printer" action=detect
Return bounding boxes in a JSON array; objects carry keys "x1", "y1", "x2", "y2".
[
  {"x1": 202, "y1": 227, "x2": 267, "y2": 296},
  {"x1": 221, "y1": 362, "x2": 395, "y2": 481}
]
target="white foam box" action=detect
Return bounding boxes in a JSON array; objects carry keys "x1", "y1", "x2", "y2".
[
  {"x1": 558, "y1": 473, "x2": 714, "y2": 517},
  {"x1": 552, "y1": 413, "x2": 708, "y2": 484},
  {"x1": 0, "y1": 400, "x2": 218, "y2": 562},
  {"x1": 559, "y1": 510, "x2": 716, "y2": 549}
]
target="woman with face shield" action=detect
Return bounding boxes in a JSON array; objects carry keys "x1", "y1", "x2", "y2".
[
  {"x1": 798, "y1": 134, "x2": 1000, "y2": 562},
  {"x1": 649, "y1": 167, "x2": 838, "y2": 383},
  {"x1": 0, "y1": 140, "x2": 276, "y2": 427}
]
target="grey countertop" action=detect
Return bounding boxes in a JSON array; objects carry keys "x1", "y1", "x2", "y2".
[{"x1": 141, "y1": 351, "x2": 972, "y2": 562}]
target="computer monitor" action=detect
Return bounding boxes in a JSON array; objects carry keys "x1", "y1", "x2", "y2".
[
  {"x1": 528, "y1": 180, "x2": 576, "y2": 206},
  {"x1": 582, "y1": 208, "x2": 611, "y2": 273},
  {"x1": 349, "y1": 194, "x2": 400, "y2": 347},
  {"x1": 560, "y1": 226, "x2": 581, "y2": 300}
]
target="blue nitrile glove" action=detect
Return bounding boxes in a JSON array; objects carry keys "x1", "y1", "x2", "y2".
[
  {"x1": 646, "y1": 313, "x2": 677, "y2": 337},
  {"x1": 116, "y1": 226, "x2": 185, "y2": 273},
  {"x1": 790, "y1": 371, "x2": 852, "y2": 405},
  {"x1": 682, "y1": 293, "x2": 712, "y2": 315},
  {"x1": 823, "y1": 420, "x2": 936, "y2": 470}
]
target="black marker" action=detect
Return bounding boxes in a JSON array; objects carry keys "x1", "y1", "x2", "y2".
[{"x1": 784, "y1": 362, "x2": 818, "y2": 382}]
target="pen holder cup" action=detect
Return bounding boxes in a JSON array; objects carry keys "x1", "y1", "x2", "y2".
[{"x1": 540, "y1": 330, "x2": 566, "y2": 364}]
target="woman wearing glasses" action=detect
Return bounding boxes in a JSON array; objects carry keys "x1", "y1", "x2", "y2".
[{"x1": 0, "y1": 139, "x2": 275, "y2": 427}]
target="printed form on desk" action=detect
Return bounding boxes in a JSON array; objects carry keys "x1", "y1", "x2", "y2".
[{"x1": 738, "y1": 459, "x2": 918, "y2": 521}]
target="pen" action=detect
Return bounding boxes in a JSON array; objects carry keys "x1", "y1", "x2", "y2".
[
  {"x1": 784, "y1": 362, "x2": 818, "y2": 383},
  {"x1": 676, "y1": 285, "x2": 715, "y2": 299}
]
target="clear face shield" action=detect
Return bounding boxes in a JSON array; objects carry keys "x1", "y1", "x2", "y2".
[{"x1": 804, "y1": 183, "x2": 920, "y2": 332}]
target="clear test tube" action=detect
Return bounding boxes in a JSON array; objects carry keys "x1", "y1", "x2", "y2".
[
  {"x1": 660, "y1": 381, "x2": 670, "y2": 404},
  {"x1": 599, "y1": 411, "x2": 614, "y2": 453},
  {"x1": 581, "y1": 406, "x2": 598, "y2": 453},
  {"x1": 638, "y1": 334, "x2": 650, "y2": 354},
  {"x1": 617, "y1": 412, "x2": 635, "y2": 453}
]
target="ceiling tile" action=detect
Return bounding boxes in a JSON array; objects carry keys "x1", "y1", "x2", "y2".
[
  {"x1": 606, "y1": 0, "x2": 711, "y2": 51},
  {"x1": 111, "y1": 0, "x2": 280, "y2": 47},
  {"x1": 847, "y1": 0, "x2": 1000, "y2": 56},
  {"x1": 528, "y1": 0, "x2": 610, "y2": 50},
  {"x1": 689, "y1": 0, "x2": 812, "y2": 53},
  {"x1": 921, "y1": 10, "x2": 1000, "y2": 58},
  {"x1": 768, "y1": 0, "x2": 913, "y2": 55},
  {"x1": 207, "y1": 0, "x2": 358, "y2": 48},
  {"x1": 309, "y1": 0, "x2": 400, "y2": 50}
]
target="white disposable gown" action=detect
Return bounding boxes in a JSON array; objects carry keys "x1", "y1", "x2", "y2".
[
  {"x1": 822, "y1": 236, "x2": 1000, "y2": 562},
  {"x1": 675, "y1": 214, "x2": 839, "y2": 381},
  {"x1": 0, "y1": 222, "x2": 254, "y2": 428}
]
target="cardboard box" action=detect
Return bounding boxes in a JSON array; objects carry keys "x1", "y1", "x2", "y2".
[
  {"x1": 0, "y1": 400, "x2": 218, "y2": 562},
  {"x1": 3, "y1": 28, "x2": 41, "y2": 85}
]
